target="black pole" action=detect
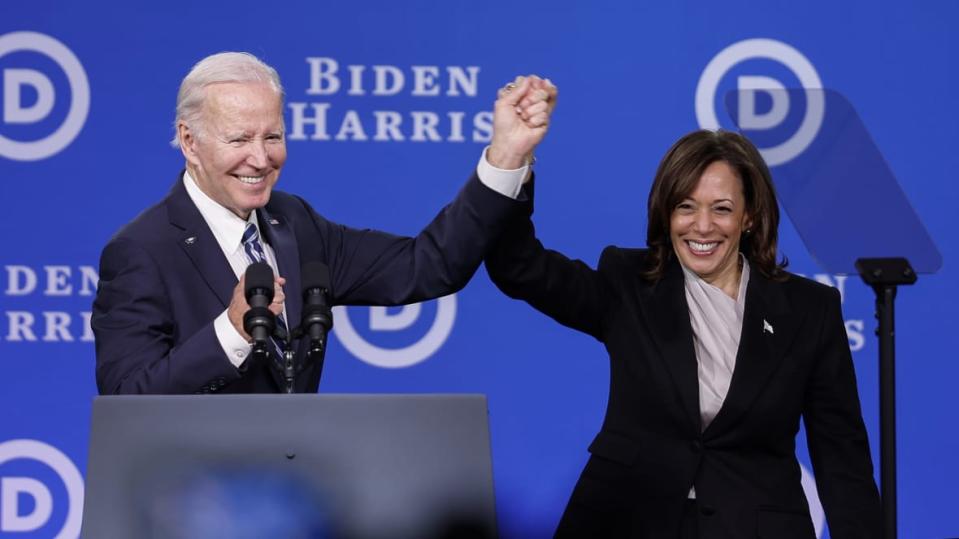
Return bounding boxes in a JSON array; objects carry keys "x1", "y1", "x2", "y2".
[
  {"x1": 856, "y1": 257, "x2": 916, "y2": 539},
  {"x1": 876, "y1": 284, "x2": 897, "y2": 539}
]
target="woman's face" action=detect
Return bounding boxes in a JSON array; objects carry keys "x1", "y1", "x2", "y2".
[{"x1": 669, "y1": 160, "x2": 752, "y2": 289}]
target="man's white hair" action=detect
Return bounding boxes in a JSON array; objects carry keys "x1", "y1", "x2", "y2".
[{"x1": 170, "y1": 51, "x2": 284, "y2": 148}]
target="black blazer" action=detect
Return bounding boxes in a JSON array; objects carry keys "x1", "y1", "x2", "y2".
[
  {"x1": 93, "y1": 171, "x2": 526, "y2": 394},
  {"x1": 485, "y1": 211, "x2": 880, "y2": 538}
]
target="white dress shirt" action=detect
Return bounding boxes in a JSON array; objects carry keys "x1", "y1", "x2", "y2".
[{"x1": 681, "y1": 254, "x2": 750, "y2": 497}]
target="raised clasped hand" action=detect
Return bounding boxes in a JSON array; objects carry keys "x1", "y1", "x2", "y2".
[{"x1": 488, "y1": 75, "x2": 558, "y2": 170}]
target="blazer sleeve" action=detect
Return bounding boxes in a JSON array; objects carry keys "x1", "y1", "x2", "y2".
[
  {"x1": 294, "y1": 172, "x2": 529, "y2": 306},
  {"x1": 483, "y1": 186, "x2": 614, "y2": 340},
  {"x1": 93, "y1": 237, "x2": 241, "y2": 395},
  {"x1": 802, "y1": 286, "x2": 882, "y2": 538}
]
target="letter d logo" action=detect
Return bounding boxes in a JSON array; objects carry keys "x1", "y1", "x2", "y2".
[
  {"x1": 0, "y1": 439, "x2": 83, "y2": 537},
  {"x1": 695, "y1": 38, "x2": 824, "y2": 166},
  {"x1": 333, "y1": 294, "x2": 457, "y2": 368},
  {"x1": 0, "y1": 32, "x2": 90, "y2": 161}
]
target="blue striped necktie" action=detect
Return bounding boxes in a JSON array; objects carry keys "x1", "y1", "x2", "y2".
[{"x1": 241, "y1": 222, "x2": 289, "y2": 356}]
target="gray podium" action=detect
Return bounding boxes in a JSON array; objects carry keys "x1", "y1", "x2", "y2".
[{"x1": 81, "y1": 394, "x2": 497, "y2": 539}]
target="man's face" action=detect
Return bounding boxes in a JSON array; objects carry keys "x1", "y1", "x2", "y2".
[{"x1": 181, "y1": 81, "x2": 286, "y2": 219}]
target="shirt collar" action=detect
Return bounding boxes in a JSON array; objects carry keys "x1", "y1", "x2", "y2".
[
  {"x1": 182, "y1": 169, "x2": 259, "y2": 256},
  {"x1": 680, "y1": 253, "x2": 751, "y2": 308}
]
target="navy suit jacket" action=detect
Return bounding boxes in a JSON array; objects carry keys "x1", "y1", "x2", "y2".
[
  {"x1": 93, "y1": 171, "x2": 526, "y2": 394},
  {"x1": 485, "y1": 208, "x2": 881, "y2": 538}
]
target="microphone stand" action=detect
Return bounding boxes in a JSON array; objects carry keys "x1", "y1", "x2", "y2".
[
  {"x1": 306, "y1": 331, "x2": 327, "y2": 361},
  {"x1": 274, "y1": 326, "x2": 330, "y2": 394},
  {"x1": 282, "y1": 349, "x2": 296, "y2": 394},
  {"x1": 300, "y1": 333, "x2": 328, "y2": 381},
  {"x1": 855, "y1": 257, "x2": 917, "y2": 539},
  {"x1": 262, "y1": 261, "x2": 334, "y2": 394}
]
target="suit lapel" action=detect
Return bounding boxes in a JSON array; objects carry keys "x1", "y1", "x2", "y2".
[
  {"x1": 704, "y1": 270, "x2": 800, "y2": 437},
  {"x1": 258, "y1": 205, "x2": 302, "y2": 334},
  {"x1": 640, "y1": 258, "x2": 702, "y2": 433},
  {"x1": 165, "y1": 174, "x2": 236, "y2": 308}
]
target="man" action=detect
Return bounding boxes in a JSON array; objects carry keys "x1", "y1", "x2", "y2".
[{"x1": 93, "y1": 52, "x2": 556, "y2": 394}]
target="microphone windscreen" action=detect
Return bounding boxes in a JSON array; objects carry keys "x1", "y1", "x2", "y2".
[
  {"x1": 302, "y1": 261, "x2": 331, "y2": 291},
  {"x1": 245, "y1": 261, "x2": 275, "y2": 301}
]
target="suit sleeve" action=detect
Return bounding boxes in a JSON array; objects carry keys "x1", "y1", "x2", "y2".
[
  {"x1": 93, "y1": 237, "x2": 240, "y2": 395},
  {"x1": 482, "y1": 182, "x2": 614, "y2": 340},
  {"x1": 802, "y1": 287, "x2": 881, "y2": 538},
  {"x1": 296, "y1": 172, "x2": 529, "y2": 306}
]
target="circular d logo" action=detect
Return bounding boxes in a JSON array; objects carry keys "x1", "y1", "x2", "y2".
[
  {"x1": 0, "y1": 439, "x2": 84, "y2": 538},
  {"x1": 332, "y1": 294, "x2": 457, "y2": 369},
  {"x1": 695, "y1": 38, "x2": 823, "y2": 167},
  {"x1": 0, "y1": 31, "x2": 90, "y2": 161}
]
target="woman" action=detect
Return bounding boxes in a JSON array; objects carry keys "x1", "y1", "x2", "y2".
[{"x1": 485, "y1": 130, "x2": 880, "y2": 538}]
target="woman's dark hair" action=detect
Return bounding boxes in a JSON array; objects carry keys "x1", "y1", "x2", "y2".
[{"x1": 643, "y1": 129, "x2": 788, "y2": 281}]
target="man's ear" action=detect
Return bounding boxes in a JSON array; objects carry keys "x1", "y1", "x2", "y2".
[{"x1": 178, "y1": 122, "x2": 200, "y2": 166}]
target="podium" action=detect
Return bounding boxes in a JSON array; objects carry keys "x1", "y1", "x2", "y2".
[{"x1": 81, "y1": 394, "x2": 497, "y2": 539}]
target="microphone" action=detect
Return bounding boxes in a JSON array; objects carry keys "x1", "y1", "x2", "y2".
[
  {"x1": 301, "y1": 261, "x2": 333, "y2": 356},
  {"x1": 243, "y1": 261, "x2": 277, "y2": 353}
]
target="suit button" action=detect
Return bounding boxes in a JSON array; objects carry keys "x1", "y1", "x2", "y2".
[
  {"x1": 690, "y1": 440, "x2": 702, "y2": 453},
  {"x1": 700, "y1": 504, "x2": 715, "y2": 516}
]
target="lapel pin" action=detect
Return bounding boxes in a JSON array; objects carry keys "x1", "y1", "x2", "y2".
[
  {"x1": 763, "y1": 319, "x2": 774, "y2": 335},
  {"x1": 184, "y1": 236, "x2": 196, "y2": 245},
  {"x1": 269, "y1": 218, "x2": 279, "y2": 225}
]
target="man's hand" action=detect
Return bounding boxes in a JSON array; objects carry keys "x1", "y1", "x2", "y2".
[
  {"x1": 488, "y1": 75, "x2": 558, "y2": 170},
  {"x1": 227, "y1": 273, "x2": 287, "y2": 341}
]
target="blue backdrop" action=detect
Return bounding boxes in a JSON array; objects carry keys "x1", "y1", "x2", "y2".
[{"x1": 1, "y1": 1, "x2": 957, "y2": 537}]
